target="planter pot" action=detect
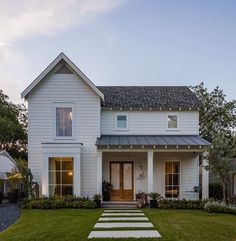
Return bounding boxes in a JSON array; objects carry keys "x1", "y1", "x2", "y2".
[
  {"x1": 149, "y1": 199, "x2": 157, "y2": 208},
  {"x1": 8, "y1": 191, "x2": 18, "y2": 204},
  {"x1": 103, "y1": 191, "x2": 110, "y2": 201},
  {"x1": 95, "y1": 200, "x2": 101, "y2": 208},
  {"x1": 0, "y1": 192, "x2": 3, "y2": 204}
]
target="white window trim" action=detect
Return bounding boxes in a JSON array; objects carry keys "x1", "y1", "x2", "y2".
[
  {"x1": 53, "y1": 102, "x2": 75, "y2": 140},
  {"x1": 114, "y1": 113, "x2": 129, "y2": 131},
  {"x1": 164, "y1": 160, "x2": 182, "y2": 199},
  {"x1": 166, "y1": 113, "x2": 180, "y2": 131}
]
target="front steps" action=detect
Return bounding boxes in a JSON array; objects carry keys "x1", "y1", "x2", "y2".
[{"x1": 102, "y1": 201, "x2": 137, "y2": 209}]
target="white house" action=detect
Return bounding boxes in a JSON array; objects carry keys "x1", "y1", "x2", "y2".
[
  {"x1": 0, "y1": 150, "x2": 16, "y2": 193},
  {"x1": 21, "y1": 53, "x2": 209, "y2": 201}
]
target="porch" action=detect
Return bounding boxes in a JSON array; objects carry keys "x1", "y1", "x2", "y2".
[{"x1": 96, "y1": 135, "x2": 210, "y2": 201}]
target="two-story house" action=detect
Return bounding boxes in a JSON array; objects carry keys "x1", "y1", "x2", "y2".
[{"x1": 21, "y1": 53, "x2": 209, "y2": 201}]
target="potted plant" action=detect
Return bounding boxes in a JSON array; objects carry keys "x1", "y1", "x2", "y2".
[
  {"x1": 93, "y1": 194, "x2": 102, "y2": 208},
  {"x1": 148, "y1": 192, "x2": 161, "y2": 208},
  {"x1": 102, "y1": 180, "x2": 113, "y2": 201},
  {"x1": 0, "y1": 179, "x2": 4, "y2": 204}
]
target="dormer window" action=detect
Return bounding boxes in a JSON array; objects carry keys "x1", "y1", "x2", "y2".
[
  {"x1": 116, "y1": 114, "x2": 127, "y2": 129},
  {"x1": 54, "y1": 103, "x2": 74, "y2": 138},
  {"x1": 167, "y1": 114, "x2": 178, "y2": 129}
]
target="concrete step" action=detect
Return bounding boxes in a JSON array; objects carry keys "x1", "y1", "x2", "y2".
[
  {"x1": 102, "y1": 201, "x2": 137, "y2": 209},
  {"x1": 104, "y1": 209, "x2": 142, "y2": 213},
  {"x1": 98, "y1": 217, "x2": 149, "y2": 221},
  {"x1": 88, "y1": 230, "x2": 161, "y2": 238},
  {"x1": 102, "y1": 213, "x2": 145, "y2": 216},
  {"x1": 94, "y1": 222, "x2": 154, "y2": 228}
]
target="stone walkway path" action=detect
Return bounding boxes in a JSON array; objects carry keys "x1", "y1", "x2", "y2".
[
  {"x1": 88, "y1": 209, "x2": 161, "y2": 239},
  {"x1": 0, "y1": 203, "x2": 20, "y2": 232}
]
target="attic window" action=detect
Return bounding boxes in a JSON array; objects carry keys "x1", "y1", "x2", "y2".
[{"x1": 55, "y1": 64, "x2": 73, "y2": 74}]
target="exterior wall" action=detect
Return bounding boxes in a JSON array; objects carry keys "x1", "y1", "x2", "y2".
[
  {"x1": 154, "y1": 152, "x2": 199, "y2": 199},
  {"x1": 27, "y1": 72, "x2": 101, "y2": 196},
  {"x1": 101, "y1": 111, "x2": 199, "y2": 135},
  {"x1": 102, "y1": 151, "x2": 199, "y2": 200},
  {"x1": 0, "y1": 155, "x2": 15, "y2": 179}
]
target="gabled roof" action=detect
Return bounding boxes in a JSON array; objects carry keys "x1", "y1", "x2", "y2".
[
  {"x1": 0, "y1": 150, "x2": 16, "y2": 165},
  {"x1": 21, "y1": 53, "x2": 104, "y2": 100},
  {"x1": 97, "y1": 86, "x2": 202, "y2": 109}
]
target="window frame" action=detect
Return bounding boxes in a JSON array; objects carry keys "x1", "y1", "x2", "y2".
[
  {"x1": 166, "y1": 113, "x2": 179, "y2": 131},
  {"x1": 164, "y1": 161, "x2": 181, "y2": 199},
  {"x1": 48, "y1": 157, "x2": 74, "y2": 197},
  {"x1": 53, "y1": 102, "x2": 75, "y2": 139},
  {"x1": 115, "y1": 113, "x2": 129, "y2": 131}
]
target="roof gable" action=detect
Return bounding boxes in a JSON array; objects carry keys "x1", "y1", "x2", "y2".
[
  {"x1": 21, "y1": 53, "x2": 104, "y2": 100},
  {"x1": 0, "y1": 150, "x2": 16, "y2": 165}
]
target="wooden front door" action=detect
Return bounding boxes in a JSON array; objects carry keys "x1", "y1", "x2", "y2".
[{"x1": 110, "y1": 162, "x2": 133, "y2": 200}]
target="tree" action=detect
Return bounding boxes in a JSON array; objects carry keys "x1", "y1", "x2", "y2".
[
  {"x1": 207, "y1": 132, "x2": 236, "y2": 202},
  {"x1": 0, "y1": 90, "x2": 27, "y2": 159},
  {"x1": 7, "y1": 159, "x2": 39, "y2": 198},
  {"x1": 190, "y1": 83, "x2": 236, "y2": 142}
]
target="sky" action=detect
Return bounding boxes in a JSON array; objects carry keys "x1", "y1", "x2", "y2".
[{"x1": 0, "y1": 0, "x2": 236, "y2": 104}]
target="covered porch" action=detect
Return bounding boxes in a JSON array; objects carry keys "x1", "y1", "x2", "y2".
[{"x1": 96, "y1": 135, "x2": 210, "y2": 201}]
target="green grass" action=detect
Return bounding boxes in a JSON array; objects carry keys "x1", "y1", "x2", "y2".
[{"x1": 0, "y1": 209, "x2": 236, "y2": 241}]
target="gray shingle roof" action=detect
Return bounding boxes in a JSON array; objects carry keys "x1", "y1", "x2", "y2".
[
  {"x1": 97, "y1": 86, "x2": 202, "y2": 109},
  {"x1": 96, "y1": 135, "x2": 209, "y2": 148}
]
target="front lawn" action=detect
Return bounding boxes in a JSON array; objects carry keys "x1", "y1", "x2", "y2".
[{"x1": 0, "y1": 209, "x2": 236, "y2": 241}]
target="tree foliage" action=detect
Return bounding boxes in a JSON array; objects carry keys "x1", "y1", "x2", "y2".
[
  {"x1": 207, "y1": 132, "x2": 236, "y2": 201},
  {"x1": 190, "y1": 83, "x2": 236, "y2": 142},
  {"x1": 0, "y1": 89, "x2": 27, "y2": 159}
]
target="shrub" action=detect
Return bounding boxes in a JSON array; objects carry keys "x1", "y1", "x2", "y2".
[
  {"x1": 157, "y1": 199, "x2": 205, "y2": 210},
  {"x1": 209, "y1": 183, "x2": 223, "y2": 200},
  {"x1": 148, "y1": 192, "x2": 161, "y2": 200},
  {"x1": 21, "y1": 195, "x2": 96, "y2": 209},
  {"x1": 204, "y1": 202, "x2": 236, "y2": 215}
]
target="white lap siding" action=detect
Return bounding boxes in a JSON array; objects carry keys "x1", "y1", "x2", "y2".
[
  {"x1": 154, "y1": 152, "x2": 199, "y2": 199},
  {"x1": 101, "y1": 111, "x2": 199, "y2": 135},
  {"x1": 27, "y1": 73, "x2": 100, "y2": 196}
]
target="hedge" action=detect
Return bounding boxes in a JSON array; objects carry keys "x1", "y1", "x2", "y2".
[{"x1": 21, "y1": 196, "x2": 96, "y2": 209}]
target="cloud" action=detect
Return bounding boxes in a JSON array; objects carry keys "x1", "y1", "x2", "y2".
[
  {"x1": 0, "y1": 0, "x2": 124, "y2": 44},
  {"x1": 0, "y1": 0, "x2": 125, "y2": 102}
]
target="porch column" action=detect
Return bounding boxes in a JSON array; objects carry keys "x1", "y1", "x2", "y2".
[
  {"x1": 147, "y1": 151, "x2": 154, "y2": 193},
  {"x1": 202, "y1": 159, "x2": 209, "y2": 199},
  {"x1": 96, "y1": 151, "x2": 103, "y2": 195}
]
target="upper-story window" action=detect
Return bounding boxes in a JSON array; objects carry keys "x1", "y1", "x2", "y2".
[
  {"x1": 116, "y1": 114, "x2": 127, "y2": 129},
  {"x1": 54, "y1": 103, "x2": 74, "y2": 137},
  {"x1": 167, "y1": 114, "x2": 178, "y2": 129}
]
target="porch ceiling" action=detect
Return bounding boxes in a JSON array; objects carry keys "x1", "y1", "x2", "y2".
[{"x1": 96, "y1": 135, "x2": 209, "y2": 150}]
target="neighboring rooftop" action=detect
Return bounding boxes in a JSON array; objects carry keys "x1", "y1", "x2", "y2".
[{"x1": 97, "y1": 86, "x2": 202, "y2": 110}]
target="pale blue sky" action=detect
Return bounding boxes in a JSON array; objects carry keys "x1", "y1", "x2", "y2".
[{"x1": 1, "y1": 0, "x2": 235, "y2": 103}]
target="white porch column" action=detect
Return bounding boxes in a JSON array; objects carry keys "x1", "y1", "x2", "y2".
[
  {"x1": 97, "y1": 151, "x2": 103, "y2": 195},
  {"x1": 42, "y1": 154, "x2": 49, "y2": 196},
  {"x1": 202, "y1": 159, "x2": 209, "y2": 199},
  {"x1": 147, "y1": 151, "x2": 154, "y2": 193},
  {"x1": 74, "y1": 154, "x2": 81, "y2": 196}
]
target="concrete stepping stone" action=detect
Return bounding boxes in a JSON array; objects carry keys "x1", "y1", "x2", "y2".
[
  {"x1": 102, "y1": 213, "x2": 144, "y2": 216},
  {"x1": 104, "y1": 209, "x2": 142, "y2": 213},
  {"x1": 94, "y1": 222, "x2": 154, "y2": 228},
  {"x1": 99, "y1": 217, "x2": 149, "y2": 221},
  {"x1": 88, "y1": 230, "x2": 161, "y2": 238}
]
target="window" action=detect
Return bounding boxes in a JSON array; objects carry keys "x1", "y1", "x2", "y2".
[
  {"x1": 55, "y1": 105, "x2": 73, "y2": 137},
  {"x1": 116, "y1": 115, "x2": 127, "y2": 129},
  {"x1": 49, "y1": 157, "x2": 74, "y2": 196},
  {"x1": 167, "y1": 115, "x2": 178, "y2": 129},
  {"x1": 165, "y1": 162, "x2": 180, "y2": 198}
]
